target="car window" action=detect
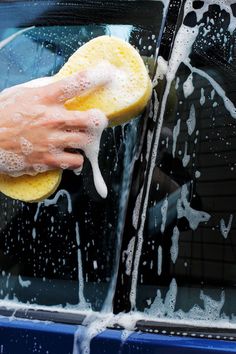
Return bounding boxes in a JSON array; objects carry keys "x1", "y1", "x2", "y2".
[
  {"x1": 128, "y1": 0, "x2": 236, "y2": 327},
  {"x1": 0, "y1": 1, "x2": 165, "y2": 312}
]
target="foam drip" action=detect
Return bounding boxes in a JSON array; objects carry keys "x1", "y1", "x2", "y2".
[
  {"x1": 183, "y1": 73, "x2": 194, "y2": 98},
  {"x1": 82, "y1": 110, "x2": 108, "y2": 198},
  {"x1": 177, "y1": 184, "x2": 211, "y2": 230},
  {"x1": 73, "y1": 312, "x2": 139, "y2": 354},
  {"x1": 34, "y1": 189, "x2": 72, "y2": 222},
  {"x1": 220, "y1": 214, "x2": 234, "y2": 239},
  {"x1": 75, "y1": 222, "x2": 90, "y2": 309},
  {"x1": 182, "y1": 141, "x2": 190, "y2": 167},
  {"x1": 172, "y1": 119, "x2": 180, "y2": 157},
  {"x1": 170, "y1": 226, "x2": 180, "y2": 264},
  {"x1": 160, "y1": 196, "x2": 168, "y2": 233},
  {"x1": 186, "y1": 104, "x2": 196, "y2": 136},
  {"x1": 157, "y1": 246, "x2": 163, "y2": 276}
]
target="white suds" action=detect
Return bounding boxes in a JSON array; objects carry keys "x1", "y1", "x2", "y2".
[
  {"x1": 18, "y1": 275, "x2": 31, "y2": 288},
  {"x1": 200, "y1": 88, "x2": 205, "y2": 106},
  {"x1": 122, "y1": 237, "x2": 135, "y2": 276},
  {"x1": 186, "y1": 104, "x2": 196, "y2": 136},
  {"x1": 34, "y1": 189, "x2": 72, "y2": 222},
  {"x1": 183, "y1": 73, "x2": 194, "y2": 98},
  {"x1": 20, "y1": 137, "x2": 33, "y2": 156},
  {"x1": 157, "y1": 245, "x2": 163, "y2": 276},
  {"x1": 75, "y1": 222, "x2": 90, "y2": 309},
  {"x1": 82, "y1": 110, "x2": 108, "y2": 198},
  {"x1": 177, "y1": 184, "x2": 211, "y2": 230},
  {"x1": 182, "y1": 141, "x2": 190, "y2": 167},
  {"x1": 220, "y1": 214, "x2": 234, "y2": 239},
  {"x1": 172, "y1": 119, "x2": 181, "y2": 157},
  {"x1": 161, "y1": 196, "x2": 168, "y2": 233},
  {"x1": 0, "y1": 148, "x2": 26, "y2": 176},
  {"x1": 170, "y1": 226, "x2": 180, "y2": 264}
]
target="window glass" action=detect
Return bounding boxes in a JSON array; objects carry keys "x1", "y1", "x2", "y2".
[
  {"x1": 0, "y1": 1, "x2": 165, "y2": 311},
  {"x1": 133, "y1": 1, "x2": 236, "y2": 326},
  {"x1": 3, "y1": 0, "x2": 236, "y2": 336}
]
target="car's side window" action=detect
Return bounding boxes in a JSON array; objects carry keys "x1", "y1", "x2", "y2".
[
  {"x1": 0, "y1": 1, "x2": 165, "y2": 312},
  {"x1": 128, "y1": 0, "x2": 236, "y2": 328}
]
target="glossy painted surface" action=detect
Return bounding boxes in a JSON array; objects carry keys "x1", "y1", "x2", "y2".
[{"x1": 0, "y1": 318, "x2": 235, "y2": 354}]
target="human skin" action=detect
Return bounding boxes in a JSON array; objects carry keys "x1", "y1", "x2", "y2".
[{"x1": 0, "y1": 62, "x2": 112, "y2": 176}]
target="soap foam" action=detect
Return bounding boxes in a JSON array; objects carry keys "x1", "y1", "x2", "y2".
[
  {"x1": 20, "y1": 137, "x2": 33, "y2": 156},
  {"x1": 82, "y1": 109, "x2": 108, "y2": 198},
  {"x1": 0, "y1": 148, "x2": 26, "y2": 176},
  {"x1": 86, "y1": 60, "x2": 115, "y2": 90},
  {"x1": 170, "y1": 226, "x2": 180, "y2": 264}
]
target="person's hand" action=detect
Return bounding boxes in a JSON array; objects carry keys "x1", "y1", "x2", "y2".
[{"x1": 0, "y1": 61, "x2": 112, "y2": 177}]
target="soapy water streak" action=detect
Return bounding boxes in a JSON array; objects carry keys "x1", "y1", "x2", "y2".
[
  {"x1": 182, "y1": 141, "x2": 190, "y2": 167},
  {"x1": 73, "y1": 312, "x2": 141, "y2": 354},
  {"x1": 170, "y1": 226, "x2": 180, "y2": 264},
  {"x1": 34, "y1": 189, "x2": 72, "y2": 222},
  {"x1": 220, "y1": 214, "x2": 234, "y2": 239},
  {"x1": 72, "y1": 2, "x2": 170, "y2": 349},
  {"x1": 172, "y1": 118, "x2": 180, "y2": 158},
  {"x1": 122, "y1": 237, "x2": 136, "y2": 276},
  {"x1": 102, "y1": 119, "x2": 140, "y2": 313},
  {"x1": 186, "y1": 104, "x2": 196, "y2": 136},
  {"x1": 177, "y1": 184, "x2": 211, "y2": 231},
  {"x1": 185, "y1": 62, "x2": 236, "y2": 119},
  {"x1": 160, "y1": 196, "x2": 168, "y2": 233},
  {"x1": 0, "y1": 27, "x2": 35, "y2": 50},
  {"x1": 75, "y1": 222, "x2": 91, "y2": 309},
  {"x1": 157, "y1": 245, "x2": 163, "y2": 276}
]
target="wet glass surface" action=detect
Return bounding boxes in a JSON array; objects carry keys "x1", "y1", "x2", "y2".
[
  {"x1": 134, "y1": 1, "x2": 236, "y2": 325},
  {"x1": 0, "y1": 1, "x2": 164, "y2": 311},
  {"x1": 0, "y1": 0, "x2": 236, "y2": 335}
]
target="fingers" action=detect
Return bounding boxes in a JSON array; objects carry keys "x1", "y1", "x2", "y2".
[
  {"x1": 37, "y1": 60, "x2": 114, "y2": 103},
  {"x1": 47, "y1": 151, "x2": 84, "y2": 170},
  {"x1": 49, "y1": 131, "x2": 90, "y2": 149},
  {"x1": 49, "y1": 110, "x2": 96, "y2": 131},
  {"x1": 60, "y1": 108, "x2": 107, "y2": 132},
  {"x1": 38, "y1": 108, "x2": 107, "y2": 133}
]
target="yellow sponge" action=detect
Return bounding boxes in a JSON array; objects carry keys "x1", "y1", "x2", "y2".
[
  {"x1": 57, "y1": 36, "x2": 152, "y2": 126},
  {"x1": 0, "y1": 36, "x2": 152, "y2": 202},
  {"x1": 0, "y1": 170, "x2": 61, "y2": 203}
]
